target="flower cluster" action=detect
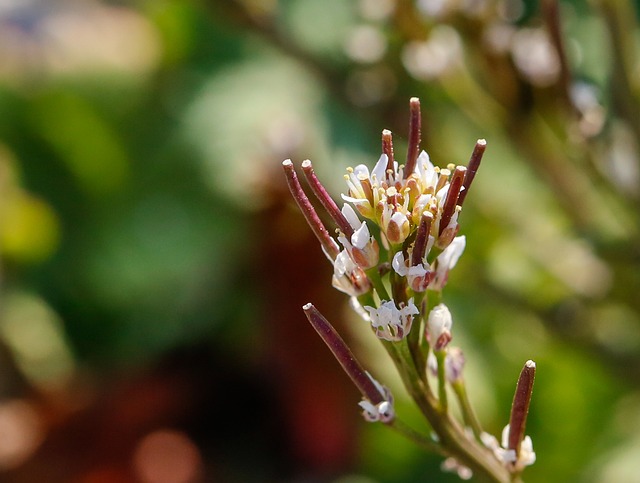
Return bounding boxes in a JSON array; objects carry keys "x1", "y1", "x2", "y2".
[{"x1": 284, "y1": 98, "x2": 536, "y2": 482}]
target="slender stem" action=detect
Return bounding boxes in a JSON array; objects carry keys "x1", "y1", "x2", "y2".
[
  {"x1": 436, "y1": 350, "x2": 448, "y2": 411},
  {"x1": 452, "y1": 380, "x2": 484, "y2": 441},
  {"x1": 358, "y1": 291, "x2": 376, "y2": 309},
  {"x1": 408, "y1": 291, "x2": 426, "y2": 376},
  {"x1": 389, "y1": 418, "x2": 444, "y2": 455},
  {"x1": 365, "y1": 267, "x2": 390, "y2": 301},
  {"x1": 389, "y1": 259, "x2": 406, "y2": 304}
]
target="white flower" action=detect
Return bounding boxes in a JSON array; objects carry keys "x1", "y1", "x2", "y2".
[
  {"x1": 481, "y1": 425, "x2": 536, "y2": 470},
  {"x1": 357, "y1": 372, "x2": 395, "y2": 423},
  {"x1": 364, "y1": 299, "x2": 419, "y2": 341},
  {"x1": 430, "y1": 235, "x2": 466, "y2": 291},
  {"x1": 381, "y1": 206, "x2": 410, "y2": 244},
  {"x1": 413, "y1": 150, "x2": 437, "y2": 190},
  {"x1": 427, "y1": 303, "x2": 453, "y2": 350},
  {"x1": 338, "y1": 205, "x2": 380, "y2": 270},
  {"x1": 332, "y1": 250, "x2": 371, "y2": 296},
  {"x1": 392, "y1": 251, "x2": 432, "y2": 292},
  {"x1": 342, "y1": 154, "x2": 388, "y2": 219},
  {"x1": 501, "y1": 425, "x2": 536, "y2": 469}
]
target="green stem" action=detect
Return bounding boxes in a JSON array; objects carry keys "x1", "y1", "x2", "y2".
[
  {"x1": 358, "y1": 291, "x2": 376, "y2": 309},
  {"x1": 408, "y1": 291, "x2": 426, "y2": 376},
  {"x1": 365, "y1": 267, "x2": 390, "y2": 301},
  {"x1": 388, "y1": 418, "x2": 444, "y2": 455},
  {"x1": 436, "y1": 350, "x2": 448, "y2": 412},
  {"x1": 452, "y1": 380, "x2": 484, "y2": 441}
]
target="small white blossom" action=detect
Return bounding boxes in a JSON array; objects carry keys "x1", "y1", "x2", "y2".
[
  {"x1": 381, "y1": 206, "x2": 410, "y2": 244},
  {"x1": 392, "y1": 251, "x2": 432, "y2": 292},
  {"x1": 414, "y1": 150, "x2": 437, "y2": 190},
  {"x1": 427, "y1": 303, "x2": 453, "y2": 350},
  {"x1": 338, "y1": 208, "x2": 380, "y2": 270},
  {"x1": 364, "y1": 299, "x2": 419, "y2": 341},
  {"x1": 481, "y1": 425, "x2": 536, "y2": 470},
  {"x1": 342, "y1": 155, "x2": 388, "y2": 219},
  {"x1": 358, "y1": 372, "x2": 395, "y2": 423},
  {"x1": 332, "y1": 250, "x2": 371, "y2": 296}
]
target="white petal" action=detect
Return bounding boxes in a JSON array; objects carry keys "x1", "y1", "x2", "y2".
[
  {"x1": 372, "y1": 154, "x2": 388, "y2": 183},
  {"x1": 407, "y1": 264, "x2": 428, "y2": 278},
  {"x1": 358, "y1": 400, "x2": 379, "y2": 421},
  {"x1": 333, "y1": 250, "x2": 353, "y2": 277},
  {"x1": 332, "y1": 275, "x2": 355, "y2": 296},
  {"x1": 401, "y1": 299, "x2": 420, "y2": 317},
  {"x1": 352, "y1": 164, "x2": 371, "y2": 180},
  {"x1": 377, "y1": 401, "x2": 394, "y2": 422},
  {"x1": 437, "y1": 235, "x2": 466, "y2": 271},
  {"x1": 416, "y1": 150, "x2": 433, "y2": 174},
  {"x1": 342, "y1": 203, "x2": 362, "y2": 231},
  {"x1": 364, "y1": 305, "x2": 377, "y2": 320},
  {"x1": 501, "y1": 424, "x2": 510, "y2": 449},
  {"x1": 351, "y1": 222, "x2": 371, "y2": 249},
  {"x1": 392, "y1": 251, "x2": 409, "y2": 275},
  {"x1": 481, "y1": 432, "x2": 500, "y2": 450},
  {"x1": 341, "y1": 194, "x2": 370, "y2": 204},
  {"x1": 428, "y1": 303, "x2": 452, "y2": 337},
  {"x1": 519, "y1": 436, "x2": 536, "y2": 466},
  {"x1": 436, "y1": 183, "x2": 450, "y2": 203}
]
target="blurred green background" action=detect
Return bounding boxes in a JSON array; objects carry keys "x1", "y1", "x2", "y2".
[{"x1": 0, "y1": 0, "x2": 639, "y2": 482}]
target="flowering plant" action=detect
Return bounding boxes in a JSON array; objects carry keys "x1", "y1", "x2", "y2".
[{"x1": 282, "y1": 98, "x2": 536, "y2": 482}]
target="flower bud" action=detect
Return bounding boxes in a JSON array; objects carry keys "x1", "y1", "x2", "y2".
[
  {"x1": 382, "y1": 207, "x2": 411, "y2": 244},
  {"x1": 427, "y1": 303, "x2": 453, "y2": 351}
]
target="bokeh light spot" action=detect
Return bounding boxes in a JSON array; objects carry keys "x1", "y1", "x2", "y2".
[{"x1": 133, "y1": 429, "x2": 202, "y2": 483}]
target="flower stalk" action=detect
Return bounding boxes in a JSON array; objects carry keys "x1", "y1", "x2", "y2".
[{"x1": 283, "y1": 98, "x2": 536, "y2": 482}]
